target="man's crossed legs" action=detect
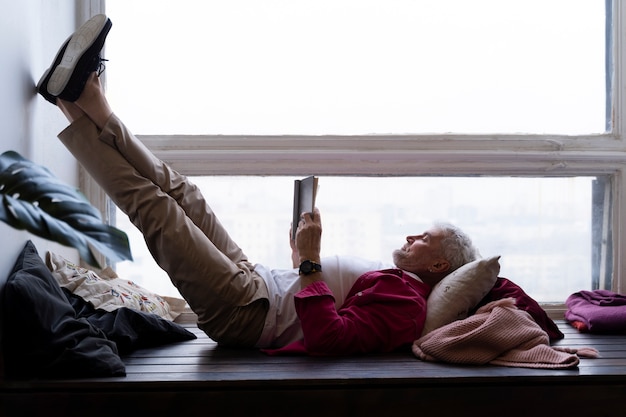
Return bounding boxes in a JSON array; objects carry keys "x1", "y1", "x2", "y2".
[{"x1": 38, "y1": 15, "x2": 269, "y2": 347}]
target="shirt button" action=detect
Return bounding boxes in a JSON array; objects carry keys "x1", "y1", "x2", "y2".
[{"x1": 357, "y1": 292, "x2": 363, "y2": 296}]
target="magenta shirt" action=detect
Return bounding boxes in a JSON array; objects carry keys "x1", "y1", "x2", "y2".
[{"x1": 264, "y1": 269, "x2": 430, "y2": 356}]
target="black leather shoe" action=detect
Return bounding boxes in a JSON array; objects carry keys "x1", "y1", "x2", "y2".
[{"x1": 40, "y1": 14, "x2": 112, "y2": 102}]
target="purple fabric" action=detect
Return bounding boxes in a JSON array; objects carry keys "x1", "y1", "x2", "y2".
[{"x1": 565, "y1": 290, "x2": 626, "y2": 333}]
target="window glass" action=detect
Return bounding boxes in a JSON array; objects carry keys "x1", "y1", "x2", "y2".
[
  {"x1": 105, "y1": 0, "x2": 606, "y2": 135},
  {"x1": 115, "y1": 176, "x2": 596, "y2": 302}
]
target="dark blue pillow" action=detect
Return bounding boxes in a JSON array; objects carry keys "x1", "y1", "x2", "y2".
[{"x1": 2, "y1": 241, "x2": 125, "y2": 378}]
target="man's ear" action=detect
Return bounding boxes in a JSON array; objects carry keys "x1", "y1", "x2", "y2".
[{"x1": 431, "y1": 259, "x2": 451, "y2": 274}]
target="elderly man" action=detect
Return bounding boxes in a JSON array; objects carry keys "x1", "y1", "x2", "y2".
[{"x1": 37, "y1": 14, "x2": 479, "y2": 355}]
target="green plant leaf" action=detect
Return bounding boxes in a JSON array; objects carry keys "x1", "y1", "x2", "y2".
[{"x1": 0, "y1": 150, "x2": 132, "y2": 268}]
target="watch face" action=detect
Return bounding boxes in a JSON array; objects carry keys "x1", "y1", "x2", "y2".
[
  {"x1": 299, "y1": 260, "x2": 321, "y2": 275},
  {"x1": 301, "y1": 261, "x2": 313, "y2": 274}
]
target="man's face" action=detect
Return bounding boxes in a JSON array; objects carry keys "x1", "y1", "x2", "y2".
[{"x1": 392, "y1": 227, "x2": 446, "y2": 274}]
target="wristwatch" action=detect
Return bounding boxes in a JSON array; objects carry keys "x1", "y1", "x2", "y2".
[{"x1": 299, "y1": 260, "x2": 322, "y2": 275}]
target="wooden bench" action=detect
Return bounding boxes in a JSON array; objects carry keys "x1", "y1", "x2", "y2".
[{"x1": 1, "y1": 318, "x2": 624, "y2": 417}]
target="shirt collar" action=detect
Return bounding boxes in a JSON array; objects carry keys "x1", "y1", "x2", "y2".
[{"x1": 400, "y1": 269, "x2": 424, "y2": 283}]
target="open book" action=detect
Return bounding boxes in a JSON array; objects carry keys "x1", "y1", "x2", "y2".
[{"x1": 292, "y1": 176, "x2": 319, "y2": 239}]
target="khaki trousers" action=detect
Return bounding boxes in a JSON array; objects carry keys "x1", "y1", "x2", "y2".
[{"x1": 58, "y1": 114, "x2": 269, "y2": 347}]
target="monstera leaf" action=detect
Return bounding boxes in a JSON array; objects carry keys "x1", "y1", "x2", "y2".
[{"x1": 0, "y1": 150, "x2": 132, "y2": 268}]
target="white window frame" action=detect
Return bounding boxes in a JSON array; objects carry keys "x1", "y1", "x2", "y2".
[{"x1": 84, "y1": 1, "x2": 626, "y2": 310}]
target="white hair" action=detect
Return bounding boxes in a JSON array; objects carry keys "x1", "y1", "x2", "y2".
[{"x1": 434, "y1": 221, "x2": 480, "y2": 271}]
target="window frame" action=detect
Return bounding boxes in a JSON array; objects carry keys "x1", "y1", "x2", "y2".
[{"x1": 85, "y1": 1, "x2": 626, "y2": 310}]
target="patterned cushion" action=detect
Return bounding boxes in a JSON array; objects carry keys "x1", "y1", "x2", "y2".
[{"x1": 46, "y1": 251, "x2": 185, "y2": 321}]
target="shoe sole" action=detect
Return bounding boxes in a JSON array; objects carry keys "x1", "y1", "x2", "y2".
[
  {"x1": 47, "y1": 14, "x2": 111, "y2": 97},
  {"x1": 36, "y1": 35, "x2": 71, "y2": 104}
]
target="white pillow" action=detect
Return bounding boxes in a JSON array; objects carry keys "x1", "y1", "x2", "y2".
[
  {"x1": 45, "y1": 251, "x2": 186, "y2": 321},
  {"x1": 421, "y1": 255, "x2": 501, "y2": 336}
]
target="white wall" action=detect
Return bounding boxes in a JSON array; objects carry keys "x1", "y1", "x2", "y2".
[{"x1": 0, "y1": 0, "x2": 85, "y2": 280}]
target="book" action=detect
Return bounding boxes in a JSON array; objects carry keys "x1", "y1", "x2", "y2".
[{"x1": 292, "y1": 176, "x2": 319, "y2": 239}]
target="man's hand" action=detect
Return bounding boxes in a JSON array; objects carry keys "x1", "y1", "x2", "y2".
[
  {"x1": 295, "y1": 207, "x2": 322, "y2": 263},
  {"x1": 295, "y1": 208, "x2": 323, "y2": 289}
]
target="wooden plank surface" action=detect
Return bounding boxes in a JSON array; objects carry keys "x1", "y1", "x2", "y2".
[
  {"x1": 1, "y1": 320, "x2": 625, "y2": 417},
  {"x1": 5, "y1": 320, "x2": 623, "y2": 385}
]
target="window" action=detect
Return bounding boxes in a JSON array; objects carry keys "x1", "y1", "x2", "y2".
[
  {"x1": 95, "y1": 1, "x2": 626, "y2": 308},
  {"x1": 116, "y1": 175, "x2": 598, "y2": 302}
]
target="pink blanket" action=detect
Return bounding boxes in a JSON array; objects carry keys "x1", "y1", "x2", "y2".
[{"x1": 413, "y1": 298, "x2": 598, "y2": 369}]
